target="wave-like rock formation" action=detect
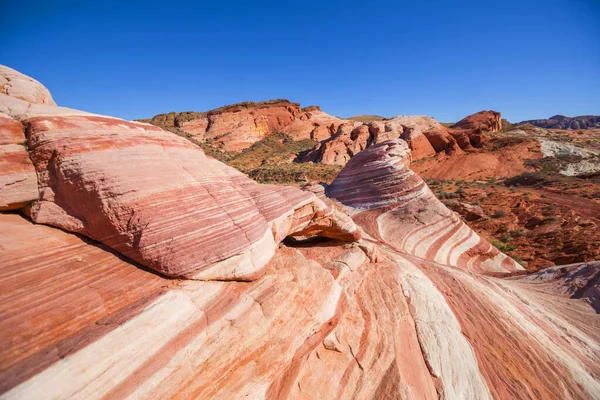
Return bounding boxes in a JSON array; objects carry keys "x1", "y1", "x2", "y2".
[
  {"x1": 327, "y1": 140, "x2": 521, "y2": 273},
  {"x1": 520, "y1": 114, "x2": 600, "y2": 130},
  {"x1": 0, "y1": 67, "x2": 360, "y2": 281},
  {"x1": 1, "y1": 65, "x2": 599, "y2": 399}
]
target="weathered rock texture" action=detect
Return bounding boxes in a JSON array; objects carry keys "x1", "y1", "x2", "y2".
[
  {"x1": 147, "y1": 101, "x2": 350, "y2": 151},
  {"x1": 0, "y1": 114, "x2": 38, "y2": 210},
  {"x1": 327, "y1": 140, "x2": 522, "y2": 273},
  {"x1": 24, "y1": 115, "x2": 359, "y2": 280},
  {"x1": 1, "y1": 66, "x2": 599, "y2": 399},
  {"x1": 452, "y1": 110, "x2": 502, "y2": 133},
  {"x1": 520, "y1": 114, "x2": 600, "y2": 130},
  {"x1": 0, "y1": 65, "x2": 56, "y2": 106},
  {"x1": 0, "y1": 66, "x2": 360, "y2": 281},
  {"x1": 300, "y1": 115, "x2": 464, "y2": 165}
]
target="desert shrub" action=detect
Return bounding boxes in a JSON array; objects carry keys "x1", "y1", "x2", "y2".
[
  {"x1": 493, "y1": 210, "x2": 506, "y2": 218},
  {"x1": 500, "y1": 234, "x2": 512, "y2": 243},
  {"x1": 490, "y1": 239, "x2": 516, "y2": 252},
  {"x1": 497, "y1": 226, "x2": 509, "y2": 233},
  {"x1": 510, "y1": 229, "x2": 525, "y2": 237}
]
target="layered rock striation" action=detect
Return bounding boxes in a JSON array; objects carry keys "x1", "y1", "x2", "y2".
[
  {"x1": 147, "y1": 101, "x2": 350, "y2": 151},
  {"x1": 1, "y1": 65, "x2": 599, "y2": 399}
]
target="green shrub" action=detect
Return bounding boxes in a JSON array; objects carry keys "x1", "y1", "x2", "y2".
[
  {"x1": 493, "y1": 210, "x2": 506, "y2": 218},
  {"x1": 490, "y1": 239, "x2": 516, "y2": 252}
]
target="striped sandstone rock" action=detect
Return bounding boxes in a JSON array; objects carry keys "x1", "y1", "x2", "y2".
[{"x1": 1, "y1": 66, "x2": 598, "y2": 399}]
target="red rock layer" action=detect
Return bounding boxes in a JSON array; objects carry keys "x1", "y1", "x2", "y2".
[
  {"x1": 327, "y1": 139, "x2": 521, "y2": 273},
  {"x1": 452, "y1": 110, "x2": 502, "y2": 133},
  {"x1": 24, "y1": 114, "x2": 358, "y2": 280},
  {"x1": 412, "y1": 138, "x2": 542, "y2": 181},
  {"x1": 2, "y1": 213, "x2": 598, "y2": 399},
  {"x1": 301, "y1": 115, "x2": 463, "y2": 165},
  {"x1": 0, "y1": 114, "x2": 38, "y2": 210},
  {"x1": 2, "y1": 66, "x2": 599, "y2": 400},
  {"x1": 148, "y1": 101, "x2": 350, "y2": 151}
]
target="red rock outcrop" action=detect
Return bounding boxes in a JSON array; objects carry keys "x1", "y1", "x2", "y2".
[
  {"x1": 282, "y1": 106, "x2": 351, "y2": 141},
  {"x1": 327, "y1": 139, "x2": 521, "y2": 273},
  {"x1": 2, "y1": 66, "x2": 599, "y2": 399},
  {"x1": 21, "y1": 114, "x2": 359, "y2": 280},
  {"x1": 148, "y1": 102, "x2": 350, "y2": 149},
  {"x1": 302, "y1": 115, "x2": 462, "y2": 165},
  {"x1": 412, "y1": 137, "x2": 542, "y2": 181},
  {"x1": 452, "y1": 110, "x2": 502, "y2": 133},
  {"x1": 448, "y1": 110, "x2": 501, "y2": 150},
  {"x1": 203, "y1": 100, "x2": 301, "y2": 151}
]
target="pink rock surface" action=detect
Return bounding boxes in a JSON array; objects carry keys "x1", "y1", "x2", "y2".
[
  {"x1": 24, "y1": 114, "x2": 358, "y2": 280},
  {"x1": 327, "y1": 139, "x2": 521, "y2": 273},
  {"x1": 2, "y1": 66, "x2": 599, "y2": 400},
  {"x1": 0, "y1": 65, "x2": 56, "y2": 105},
  {"x1": 2, "y1": 212, "x2": 598, "y2": 399}
]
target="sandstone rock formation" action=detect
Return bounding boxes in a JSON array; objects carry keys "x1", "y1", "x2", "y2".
[
  {"x1": 0, "y1": 114, "x2": 38, "y2": 210},
  {"x1": 0, "y1": 65, "x2": 56, "y2": 105},
  {"x1": 1, "y1": 65, "x2": 599, "y2": 399},
  {"x1": 327, "y1": 140, "x2": 521, "y2": 273},
  {"x1": 452, "y1": 110, "x2": 502, "y2": 133},
  {"x1": 0, "y1": 69, "x2": 360, "y2": 281},
  {"x1": 301, "y1": 115, "x2": 463, "y2": 165},
  {"x1": 447, "y1": 110, "x2": 502, "y2": 150},
  {"x1": 146, "y1": 102, "x2": 350, "y2": 151},
  {"x1": 520, "y1": 114, "x2": 600, "y2": 130}
]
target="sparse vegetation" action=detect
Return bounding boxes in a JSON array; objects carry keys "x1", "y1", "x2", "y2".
[
  {"x1": 247, "y1": 163, "x2": 342, "y2": 184},
  {"x1": 490, "y1": 239, "x2": 516, "y2": 252},
  {"x1": 493, "y1": 210, "x2": 506, "y2": 218},
  {"x1": 347, "y1": 115, "x2": 386, "y2": 123}
]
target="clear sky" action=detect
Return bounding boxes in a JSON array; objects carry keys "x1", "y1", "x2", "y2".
[{"x1": 2, "y1": 0, "x2": 599, "y2": 122}]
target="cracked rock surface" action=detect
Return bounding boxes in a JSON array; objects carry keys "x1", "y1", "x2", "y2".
[{"x1": 1, "y1": 65, "x2": 599, "y2": 399}]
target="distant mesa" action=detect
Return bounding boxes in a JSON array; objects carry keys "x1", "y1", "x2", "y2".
[{"x1": 519, "y1": 114, "x2": 600, "y2": 130}]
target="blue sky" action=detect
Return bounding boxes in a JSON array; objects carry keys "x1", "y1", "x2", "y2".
[{"x1": 2, "y1": 0, "x2": 599, "y2": 122}]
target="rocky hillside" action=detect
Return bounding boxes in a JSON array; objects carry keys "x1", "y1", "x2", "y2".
[
  {"x1": 2, "y1": 65, "x2": 599, "y2": 398},
  {"x1": 141, "y1": 101, "x2": 351, "y2": 152},
  {"x1": 519, "y1": 114, "x2": 600, "y2": 130}
]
